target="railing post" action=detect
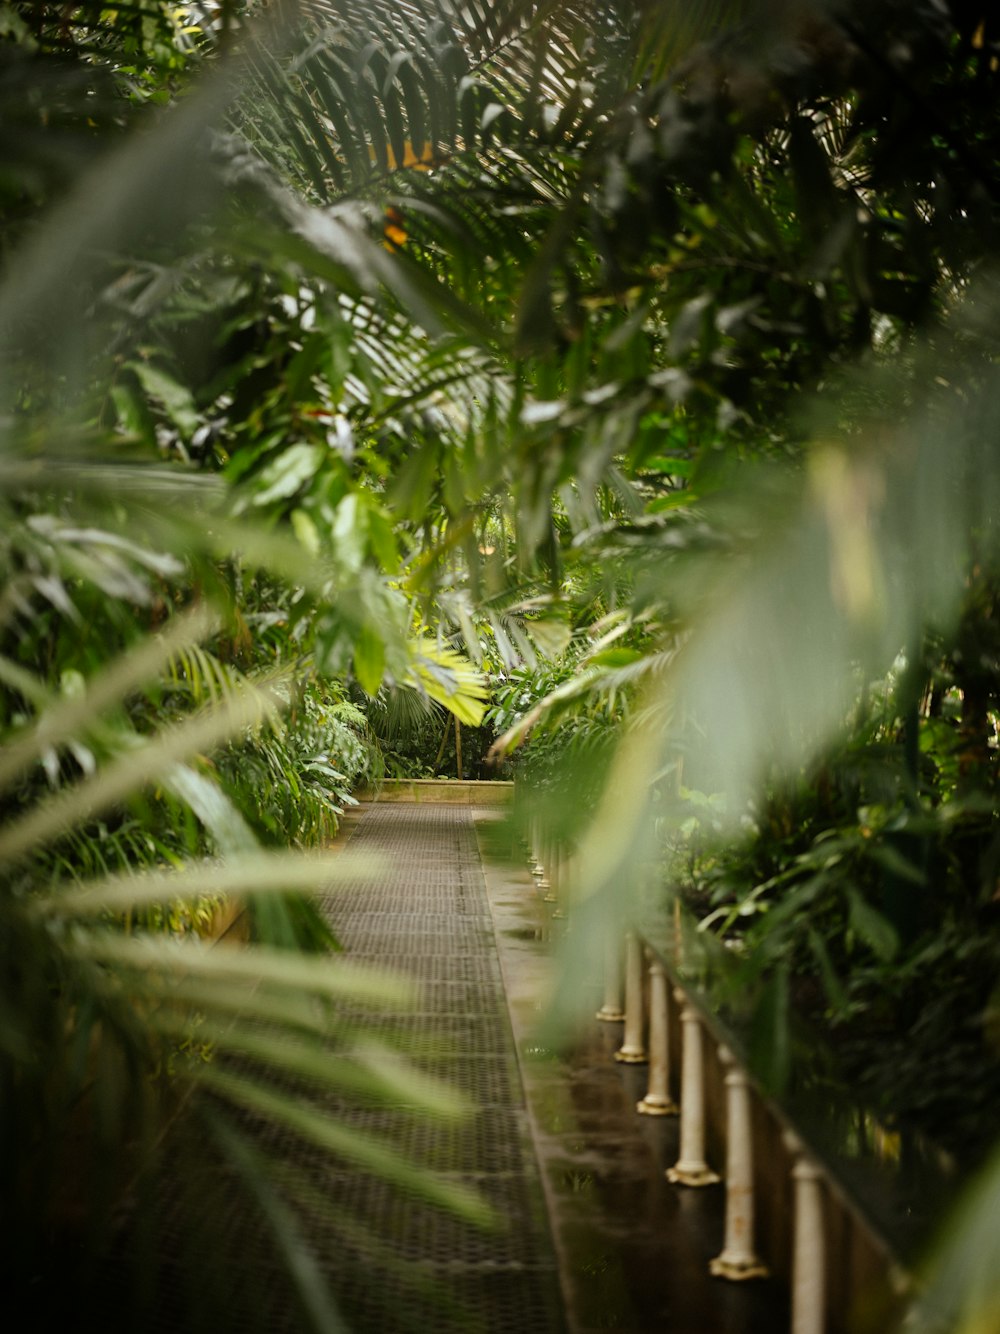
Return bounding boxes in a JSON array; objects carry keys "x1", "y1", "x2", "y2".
[
  {"x1": 529, "y1": 816, "x2": 544, "y2": 880},
  {"x1": 614, "y1": 930, "x2": 647, "y2": 1063},
  {"x1": 710, "y1": 1046, "x2": 768, "y2": 1280},
  {"x1": 637, "y1": 954, "x2": 677, "y2": 1115},
  {"x1": 540, "y1": 835, "x2": 557, "y2": 902},
  {"x1": 550, "y1": 841, "x2": 567, "y2": 919},
  {"x1": 786, "y1": 1132, "x2": 826, "y2": 1334},
  {"x1": 667, "y1": 991, "x2": 720, "y2": 1186},
  {"x1": 596, "y1": 931, "x2": 625, "y2": 1022}
]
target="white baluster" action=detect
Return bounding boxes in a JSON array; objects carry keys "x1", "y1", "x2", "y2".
[
  {"x1": 667, "y1": 992, "x2": 719, "y2": 1186},
  {"x1": 540, "y1": 836, "x2": 556, "y2": 902},
  {"x1": 786, "y1": 1132, "x2": 826, "y2": 1334},
  {"x1": 637, "y1": 955, "x2": 677, "y2": 1115},
  {"x1": 614, "y1": 930, "x2": 647, "y2": 1063},
  {"x1": 595, "y1": 932, "x2": 625, "y2": 1023},
  {"x1": 529, "y1": 816, "x2": 544, "y2": 881},
  {"x1": 550, "y1": 842, "x2": 566, "y2": 918},
  {"x1": 710, "y1": 1047, "x2": 768, "y2": 1279}
]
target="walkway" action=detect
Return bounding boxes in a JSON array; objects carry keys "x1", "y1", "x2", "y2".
[
  {"x1": 127, "y1": 801, "x2": 788, "y2": 1334},
  {"x1": 312, "y1": 801, "x2": 563, "y2": 1333},
  {"x1": 309, "y1": 801, "x2": 788, "y2": 1334}
]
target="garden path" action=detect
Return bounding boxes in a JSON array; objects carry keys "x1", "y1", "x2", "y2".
[
  {"x1": 311, "y1": 799, "x2": 564, "y2": 1332},
  {"x1": 308, "y1": 800, "x2": 789, "y2": 1334}
]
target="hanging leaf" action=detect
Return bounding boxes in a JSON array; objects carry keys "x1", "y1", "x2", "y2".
[
  {"x1": 747, "y1": 963, "x2": 791, "y2": 1094},
  {"x1": 847, "y1": 887, "x2": 900, "y2": 962},
  {"x1": 353, "y1": 623, "x2": 387, "y2": 697},
  {"x1": 411, "y1": 639, "x2": 488, "y2": 726}
]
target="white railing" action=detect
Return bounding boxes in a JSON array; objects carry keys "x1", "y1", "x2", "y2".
[{"x1": 525, "y1": 817, "x2": 907, "y2": 1334}]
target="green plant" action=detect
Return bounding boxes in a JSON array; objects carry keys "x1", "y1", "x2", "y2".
[{"x1": 7, "y1": 0, "x2": 1000, "y2": 1328}]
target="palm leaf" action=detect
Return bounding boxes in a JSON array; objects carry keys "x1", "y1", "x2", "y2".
[{"x1": 409, "y1": 637, "x2": 489, "y2": 725}]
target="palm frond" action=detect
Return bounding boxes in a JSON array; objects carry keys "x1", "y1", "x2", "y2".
[
  {"x1": 0, "y1": 674, "x2": 286, "y2": 866},
  {"x1": 410, "y1": 636, "x2": 488, "y2": 725},
  {"x1": 367, "y1": 681, "x2": 441, "y2": 742},
  {"x1": 0, "y1": 605, "x2": 219, "y2": 796}
]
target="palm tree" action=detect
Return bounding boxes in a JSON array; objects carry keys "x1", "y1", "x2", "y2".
[{"x1": 6, "y1": 0, "x2": 1000, "y2": 1328}]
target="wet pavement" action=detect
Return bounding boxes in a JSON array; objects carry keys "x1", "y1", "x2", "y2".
[{"x1": 477, "y1": 810, "x2": 789, "y2": 1334}]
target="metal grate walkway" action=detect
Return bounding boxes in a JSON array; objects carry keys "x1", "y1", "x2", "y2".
[
  {"x1": 308, "y1": 801, "x2": 564, "y2": 1333},
  {"x1": 88, "y1": 800, "x2": 792, "y2": 1334}
]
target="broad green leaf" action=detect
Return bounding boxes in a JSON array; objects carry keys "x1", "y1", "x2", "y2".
[
  {"x1": 911, "y1": 1136, "x2": 1000, "y2": 1332},
  {"x1": 847, "y1": 887, "x2": 899, "y2": 962},
  {"x1": 353, "y1": 623, "x2": 386, "y2": 697},
  {"x1": 527, "y1": 615, "x2": 572, "y2": 660},
  {"x1": 588, "y1": 648, "x2": 643, "y2": 669},
  {"x1": 292, "y1": 508, "x2": 322, "y2": 555},
  {"x1": 164, "y1": 763, "x2": 259, "y2": 856},
  {"x1": 252, "y1": 443, "x2": 323, "y2": 506},
  {"x1": 747, "y1": 963, "x2": 791, "y2": 1094},
  {"x1": 128, "y1": 360, "x2": 200, "y2": 437},
  {"x1": 332, "y1": 493, "x2": 365, "y2": 573}
]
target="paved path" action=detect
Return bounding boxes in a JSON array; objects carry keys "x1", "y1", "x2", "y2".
[
  {"x1": 313, "y1": 801, "x2": 564, "y2": 1333},
  {"x1": 95, "y1": 800, "x2": 789, "y2": 1334},
  {"x1": 101, "y1": 802, "x2": 560, "y2": 1334},
  {"x1": 313, "y1": 801, "x2": 788, "y2": 1334}
]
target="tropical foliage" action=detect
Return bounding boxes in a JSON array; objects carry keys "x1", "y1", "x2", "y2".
[{"x1": 4, "y1": 0, "x2": 1000, "y2": 1328}]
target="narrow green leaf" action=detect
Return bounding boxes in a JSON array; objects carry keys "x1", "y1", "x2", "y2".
[
  {"x1": 74, "y1": 933, "x2": 414, "y2": 1007},
  {"x1": 807, "y1": 927, "x2": 847, "y2": 1015},
  {"x1": 747, "y1": 964, "x2": 791, "y2": 1094},
  {"x1": 206, "y1": 1111, "x2": 350, "y2": 1334},
  {"x1": 199, "y1": 1067, "x2": 496, "y2": 1227},
  {"x1": 0, "y1": 677, "x2": 285, "y2": 865},
  {"x1": 37, "y1": 848, "x2": 376, "y2": 916}
]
